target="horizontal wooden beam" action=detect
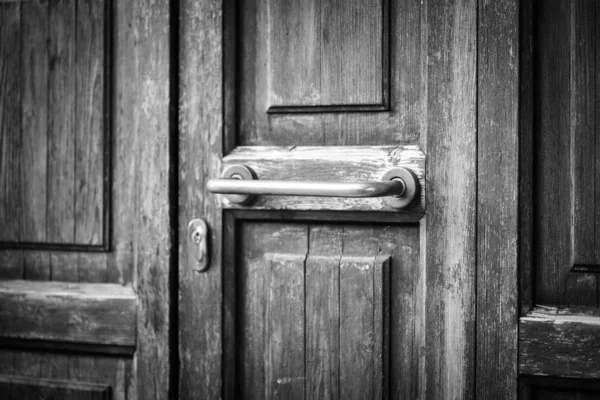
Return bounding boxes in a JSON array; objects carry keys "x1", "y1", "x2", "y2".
[
  {"x1": 519, "y1": 306, "x2": 600, "y2": 378},
  {"x1": 0, "y1": 280, "x2": 136, "y2": 353},
  {"x1": 218, "y1": 146, "x2": 426, "y2": 215}
]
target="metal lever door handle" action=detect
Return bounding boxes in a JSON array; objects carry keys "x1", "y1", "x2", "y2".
[{"x1": 207, "y1": 165, "x2": 419, "y2": 208}]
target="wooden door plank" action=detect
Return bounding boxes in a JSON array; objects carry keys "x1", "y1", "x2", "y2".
[
  {"x1": 47, "y1": 0, "x2": 76, "y2": 247},
  {"x1": 266, "y1": 253, "x2": 306, "y2": 400},
  {"x1": 21, "y1": 0, "x2": 48, "y2": 249},
  {"x1": 178, "y1": 0, "x2": 223, "y2": 397},
  {"x1": 425, "y1": 0, "x2": 477, "y2": 399},
  {"x1": 128, "y1": 0, "x2": 172, "y2": 397},
  {"x1": 570, "y1": 0, "x2": 597, "y2": 268},
  {"x1": 476, "y1": 0, "x2": 519, "y2": 399},
  {"x1": 108, "y1": 0, "x2": 135, "y2": 286},
  {"x1": 339, "y1": 255, "x2": 389, "y2": 400},
  {"x1": 74, "y1": 0, "x2": 105, "y2": 247},
  {"x1": 305, "y1": 225, "x2": 342, "y2": 399},
  {"x1": 0, "y1": 1, "x2": 22, "y2": 246},
  {"x1": 268, "y1": 0, "x2": 320, "y2": 107},
  {"x1": 305, "y1": 256, "x2": 340, "y2": 399},
  {"x1": 320, "y1": 0, "x2": 383, "y2": 105}
]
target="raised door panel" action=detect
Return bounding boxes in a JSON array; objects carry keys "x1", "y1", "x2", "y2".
[
  {"x1": 519, "y1": 0, "x2": 600, "y2": 395},
  {"x1": 226, "y1": 222, "x2": 418, "y2": 398}
]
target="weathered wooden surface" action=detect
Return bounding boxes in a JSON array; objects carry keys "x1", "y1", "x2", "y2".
[
  {"x1": 237, "y1": 0, "x2": 423, "y2": 146},
  {"x1": 266, "y1": 253, "x2": 306, "y2": 400},
  {"x1": 424, "y1": 0, "x2": 477, "y2": 399},
  {"x1": 232, "y1": 223, "x2": 413, "y2": 399},
  {"x1": 0, "y1": 1, "x2": 22, "y2": 245},
  {"x1": 476, "y1": 0, "x2": 519, "y2": 399},
  {"x1": 0, "y1": 280, "x2": 136, "y2": 349},
  {"x1": 219, "y1": 146, "x2": 425, "y2": 213},
  {"x1": 266, "y1": 0, "x2": 385, "y2": 110},
  {"x1": 0, "y1": 375, "x2": 110, "y2": 400},
  {"x1": 0, "y1": 0, "x2": 171, "y2": 399},
  {"x1": 534, "y1": 0, "x2": 598, "y2": 306},
  {"x1": 0, "y1": 350, "x2": 132, "y2": 400},
  {"x1": 519, "y1": 0, "x2": 534, "y2": 315},
  {"x1": 126, "y1": 0, "x2": 172, "y2": 398},
  {"x1": 179, "y1": 0, "x2": 223, "y2": 398},
  {"x1": 0, "y1": 0, "x2": 108, "y2": 249},
  {"x1": 519, "y1": 306, "x2": 600, "y2": 379}
]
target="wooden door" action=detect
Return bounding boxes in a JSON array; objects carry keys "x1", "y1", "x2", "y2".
[
  {"x1": 518, "y1": 0, "x2": 600, "y2": 398},
  {"x1": 0, "y1": 1, "x2": 173, "y2": 398},
  {"x1": 179, "y1": 0, "x2": 518, "y2": 399}
]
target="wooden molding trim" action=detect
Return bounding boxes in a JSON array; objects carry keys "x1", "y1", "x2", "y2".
[
  {"x1": 0, "y1": 375, "x2": 111, "y2": 399},
  {"x1": 519, "y1": 306, "x2": 600, "y2": 378},
  {"x1": 0, "y1": 280, "x2": 136, "y2": 352}
]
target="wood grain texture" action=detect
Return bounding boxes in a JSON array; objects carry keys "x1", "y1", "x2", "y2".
[
  {"x1": 267, "y1": 0, "x2": 384, "y2": 109},
  {"x1": 238, "y1": 0, "x2": 423, "y2": 146},
  {"x1": 534, "y1": 0, "x2": 597, "y2": 306},
  {"x1": 233, "y1": 223, "x2": 411, "y2": 399},
  {"x1": 519, "y1": 0, "x2": 534, "y2": 315},
  {"x1": 75, "y1": 0, "x2": 105, "y2": 246},
  {"x1": 1, "y1": 0, "x2": 109, "y2": 250},
  {"x1": 305, "y1": 226, "x2": 341, "y2": 400},
  {"x1": 424, "y1": 1, "x2": 477, "y2": 399},
  {"x1": 47, "y1": 0, "x2": 76, "y2": 245},
  {"x1": 266, "y1": 253, "x2": 306, "y2": 400},
  {"x1": 219, "y1": 145, "x2": 425, "y2": 213},
  {"x1": 476, "y1": 0, "x2": 519, "y2": 399},
  {"x1": 21, "y1": 0, "x2": 48, "y2": 246},
  {"x1": 0, "y1": 280, "x2": 136, "y2": 349},
  {"x1": 178, "y1": 0, "x2": 223, "y2": 397},
  {"x1": 268, "y1": 0, "x2": 320, "y2": 107},
  {"x1": 519, "y1": 306, "x2": 600, "y2": 378},
  {"x1": 0, "y1": 375, "x2": 111, "y2": 400},
  {"x1": 570, "y1": 0, "x2": 596, "y2": 268},
  {"x1": 1, "y1": 350, "x2": 132, "y2": 400},
  {"x1": 128, "y1": 0, "x2": 172, "y2": 397},
  {"x1": 0, "y1": 1, "x2": 22, "y2": 243},
  {"x1": 339, "y1": 256, "x2": 389, "y2": 400}
]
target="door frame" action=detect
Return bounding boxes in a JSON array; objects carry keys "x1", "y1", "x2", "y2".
[{"x1": 177, "y1": 0, "x2": 519, "y2": 399}]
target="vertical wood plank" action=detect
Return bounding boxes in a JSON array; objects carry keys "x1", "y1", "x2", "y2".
[
  {"x1": 268, "y1": 0, "x2": 320, "y2": 106},
  {"x1": 476, "y1": 0, "x2": 519, "y2": 399},
  {"x1": 47, "y1": 0, "x2": 77, "y2": 282},
  {"x1": 596, "y1": 1, "x2": 600, "y2": 296},
  {"x1": 266, "y1": 253, "x2": 306, "y2": 400},
  {"x1": 21, "y1": 0, "x2": 48, "y2": 248},
  {"x1": 47, "y1": 0, "x2": 76, "y2": 245},
  {"x1": 320, "y1": 0, "x2": 383, "y2": 105},
  {"x1": 305, "y1": 225, "x2": 342, "y2": 399},
  {"x1": 75, "y1": 0, "x2": 105, "y2": 247},
  {"x1": 0, "y1": 1, "x2": 22, "y2": 244},
  {"x1": 179, "y1": 0, "x2": 223, "y2": 398},
  {"x1": 131, "y1": 0, "x2": 172, "y2": 397},
  {"x1": 570, "y1": 0, "x2": 596, "y2": 268},
  {"x1": 519, "y1": 0, "x2": 534, "y2": 315},
  {"x1": 425, "y1": 0, "x2": 477, "y2": 399},
  {"x1": 339, "y1": 256, "x2": 387, "y2": 400},
  {"x1": 108, "y1": 0, "x2": 135, "y2": 286}
]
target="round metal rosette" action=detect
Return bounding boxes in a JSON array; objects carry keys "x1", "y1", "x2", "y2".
[{"x1": 381, "y1": 167, "x2": 420, "y2": 209}]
